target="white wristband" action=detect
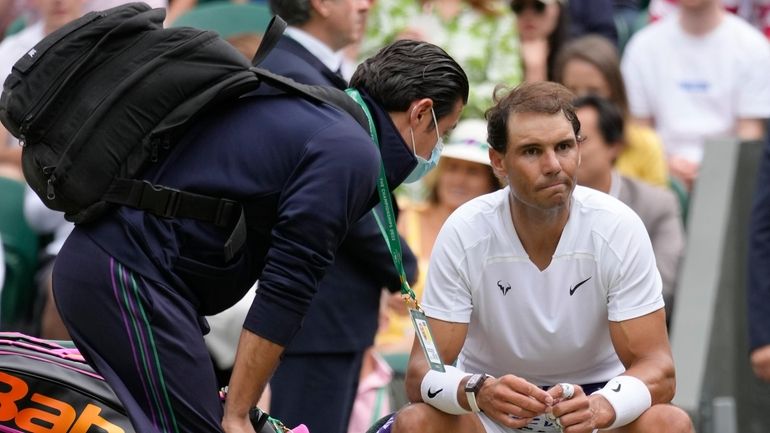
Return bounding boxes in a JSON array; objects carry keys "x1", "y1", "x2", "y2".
[
  {"x1": 420, "y1": 365, "x2": 472, "y2": 415},
  {"x1": 593, "y1": 375, "x2": 652, "y2": 429}
]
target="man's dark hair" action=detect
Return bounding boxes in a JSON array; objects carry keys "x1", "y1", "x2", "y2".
[
  {"x1": 269, "y1": 0, "x2": 311, "y2": 26},
  {"x1": 485, "y1": 81, "x2": 580, "y2": 153},
  {"x1": 350, "y1": 40, "x2": 469, "y2": 125},
  {"x1": 572, "y1": 94, "x2": 625, "y2": 146}
]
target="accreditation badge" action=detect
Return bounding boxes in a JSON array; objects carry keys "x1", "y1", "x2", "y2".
[{"x1": 409, "y1": 308, "x2": 445, "y2": 372}]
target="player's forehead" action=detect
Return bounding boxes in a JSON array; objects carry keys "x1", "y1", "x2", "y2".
[{"x1": 506, "y1": 111, "x2": 576, "y2": 148}]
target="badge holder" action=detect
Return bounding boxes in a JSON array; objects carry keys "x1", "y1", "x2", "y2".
[{"x1": 409, "y1": 307, "x2": 445, "y2": 372}]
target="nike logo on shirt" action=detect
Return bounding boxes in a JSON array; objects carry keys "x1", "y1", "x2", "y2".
[
  {"x1": 612, "y1": 383, "x2": 621, "y2": 392},
  {"x1": 427, "y1": 388, "x2": 443, "y2": 398},
  {"x1": 569, "y1": 276, "x2": 592, "y2": 296}
]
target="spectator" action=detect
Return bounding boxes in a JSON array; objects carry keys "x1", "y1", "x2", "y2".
[
  {"x1": 554, "y1": 35, "x2": 668, "y2": 187},
  {"x1": 515, "y1": 0, "x2": 618, "y2": 82},
  {"x1": 573, "y1": 94, "x2": 684, "y2": 323},
  {"x1": 265, "y1": 0, "x2": 368, "y2": 89},
  {"x1": 259, "y1": 0, "x2": 418, "y2": 431},
  {"x1": 648, "y1": 0, "x2": 770, "y2": 37},
  {"x1": 511, "y1": 0, "x2": 568, "y2": 82},
  {"x1": 621, "y1": 0, "x2": 770, "y2": 191},
  {"x1": 360, "y1": 0, "x2": 522, "y2": 118},
  {"x1": 748, "y1": 128, "x2": 770, "y2": 382}
]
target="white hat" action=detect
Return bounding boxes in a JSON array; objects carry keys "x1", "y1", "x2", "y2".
[{"x1": 442, "y1": 119, "x2": 491, "y2": 166}]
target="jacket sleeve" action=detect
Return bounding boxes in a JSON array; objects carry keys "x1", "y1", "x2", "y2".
[
  {"x1": 338, "y1": 202, "x2": 419, "y2": 292},
  {"x1": 243, "y1": 119, "x2": 380, "y2": 346},
  {"x1": 748, "y1": 134, "x2": 770, "y2": 352}
]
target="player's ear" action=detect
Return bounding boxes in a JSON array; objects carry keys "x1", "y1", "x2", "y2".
[{"x1": 489, "y1": 147, "x2": 506, "y2": 178}]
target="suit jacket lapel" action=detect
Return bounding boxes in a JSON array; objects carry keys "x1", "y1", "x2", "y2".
[{"x1": 277, "y1": 36, "x2": 348, "y2": 89}]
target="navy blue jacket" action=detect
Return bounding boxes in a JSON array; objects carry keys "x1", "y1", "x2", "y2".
[
  {"x1": 748, "y1": 134, "x2": 770, "y2": 352},
  {"x1": 76, "y1": 84, "x2": 417, "y2": 348},
  {"x1": 259, "y1": 34, "x2": 418, "y2": 352}
]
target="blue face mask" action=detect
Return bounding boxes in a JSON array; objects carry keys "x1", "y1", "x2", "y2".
[{"x1": 403, "y1": 108, "x2": 443, "y2": 184}]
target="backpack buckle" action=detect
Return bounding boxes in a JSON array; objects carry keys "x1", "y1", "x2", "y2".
[
  {"x1": 139, "y1": 181, "x2": 181, "y2": 218},
  {"x1": 214, "y1": 199, "x2": 239, "y2": 227}
]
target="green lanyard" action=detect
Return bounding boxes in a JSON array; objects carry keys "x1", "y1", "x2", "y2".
[
  {"x1": 345, "y1": 89, "x2": 415, "y2": 302},
  {"x1": 345, "y1": 89, "x2": 445, "y2": 372}
]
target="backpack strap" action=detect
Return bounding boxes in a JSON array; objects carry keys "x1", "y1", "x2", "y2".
[
  {"x1": 246, "y1": 14, "x2": 368, "y2": 129},
  {"x1": 104, "y1": 179, "x2": 246, "y2": 262},
  {"x1": 251, "y1": 67, "x2": 369, "y2": 131},
  {"x1": 251, "y1": 15, "x2": 287, "y2": 67}
]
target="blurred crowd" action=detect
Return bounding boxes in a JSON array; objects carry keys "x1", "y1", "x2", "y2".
[{"x1": 1, "y1": 0, "x2": 769, "y2": 432}]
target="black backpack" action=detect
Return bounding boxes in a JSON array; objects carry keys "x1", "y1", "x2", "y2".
[{"x1": 0, "y1": 3, "x2": 367, "y2": 261}]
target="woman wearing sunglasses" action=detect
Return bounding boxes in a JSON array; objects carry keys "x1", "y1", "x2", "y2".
[
  {"x1": 513, "y1": 0, "x2": 618, "y2": 82},
  {"x1": 511, "y1": 0, "x2": 568, "y2": 82}
]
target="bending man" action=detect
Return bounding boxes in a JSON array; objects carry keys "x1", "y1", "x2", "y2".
[{"x1": 52, "y1": 40, "x2": 468, "y2": 433}]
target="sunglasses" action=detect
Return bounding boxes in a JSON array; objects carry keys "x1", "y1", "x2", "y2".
[{"x1": 511, "y1": 0, "x2": 547, "y2": 14}]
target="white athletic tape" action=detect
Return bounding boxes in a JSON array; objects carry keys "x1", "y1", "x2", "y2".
[{"x1": 559, "y1": 383, "x2": 574, "y2": 400}]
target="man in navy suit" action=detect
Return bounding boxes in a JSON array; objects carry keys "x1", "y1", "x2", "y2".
[
  {"x1": 267, "y1": 0, "x2": 368, "y2": 87},
  {"x1": 261, "y1": 0, "x2": 418, "y2": 432}
]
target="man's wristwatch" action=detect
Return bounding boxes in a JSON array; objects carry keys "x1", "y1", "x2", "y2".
[{"x1": 464, "y1": 373, "x2": 491, "y2": 413}]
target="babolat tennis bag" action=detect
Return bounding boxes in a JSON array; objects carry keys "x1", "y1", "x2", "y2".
[
  {"x1": 0, "y1": 332, "x2": 299, "y2": 433},
  {"x1": 0, "y1": 332, "x2": 135, "y2": 433},
  {"x1": 0, "y1": 2, "x2": 366, "y2": 261}
]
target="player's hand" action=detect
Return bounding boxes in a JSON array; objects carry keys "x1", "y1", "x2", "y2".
[
  {"x1": 476, "y1": 374, "x2": 553, "y2": 429},
  {"x1": 751, "y1": 345, "x2": 770, "y2": 382},
  {"x1": 546, "y1": 384, "x2": 614, "y2": 433}
]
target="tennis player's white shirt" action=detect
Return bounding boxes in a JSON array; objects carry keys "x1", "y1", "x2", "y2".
[{"x1": 421, "y1": 185, "x2": 664, "y2": 386}]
